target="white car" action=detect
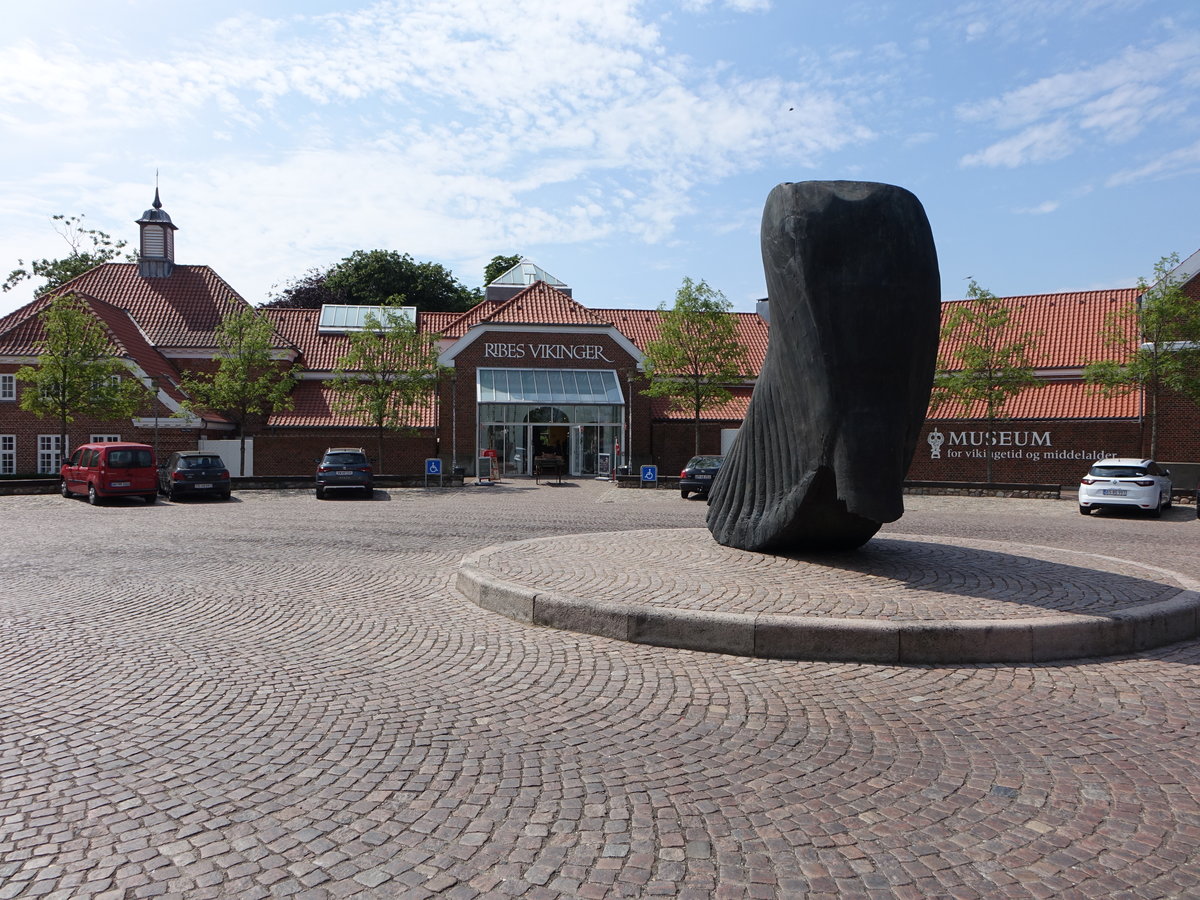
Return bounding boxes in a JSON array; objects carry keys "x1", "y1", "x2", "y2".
[{"x1": 1078, "y1": 458, "x2": 1173, "y2": 518}]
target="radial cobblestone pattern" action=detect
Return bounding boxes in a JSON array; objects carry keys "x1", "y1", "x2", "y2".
[
  {"x1": 468, "y1": 529, "x2": 1192, "y2": 619},
  {"x1": 2, "y1": 485, "x2": 1199, "y2": 899}
]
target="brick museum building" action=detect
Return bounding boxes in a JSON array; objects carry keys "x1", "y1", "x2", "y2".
[{"x1": 0, "y1": 194, "x2": 1198, "y2": 488}]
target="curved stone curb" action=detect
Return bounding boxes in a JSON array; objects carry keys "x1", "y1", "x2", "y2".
[{"x1": 456, "y1": 539, "x2": 1200, "y2": 665}]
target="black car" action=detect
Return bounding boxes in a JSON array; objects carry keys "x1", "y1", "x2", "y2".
[
  {"x1": 159, "y1": 451, "x2": 232, "y2": 501},
  {"x1": 679, "y1": 454, "x2": 724, "y2": 499},
  {"x1": 316, "y1": 447, "x2": 374, "y2": 499}
]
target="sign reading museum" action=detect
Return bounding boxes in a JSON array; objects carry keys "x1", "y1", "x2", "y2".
[{"x1": 926, "y1": 429, "x2": 1118, "y2": 463}]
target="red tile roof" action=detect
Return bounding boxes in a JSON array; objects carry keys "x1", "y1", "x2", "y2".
[
  {"x1": 603, "y1": 309, "x2": 768, "y2": 374},
  {"x1": 0, "y1": 292, "x2": 192, "y2": 407},
  {"x1": 929, "y1": 380, "x2": 1138, "y2": 420},
  {"x1": 263, "y1": 306, "x2": 446, "y2": 374},
  {"x1": 418, "y1": 310, "x2": 461, "y2": 334},
  {"x1": 651, "y1": 385, "x2": 754, "y2": 421},
  {"x1": 269, "y1": 379, "x2": 436, "y2": 428},
  {"x1": 262, "y1": 308, "x2": 345, "y2": 371},
  {"x1": 46, "y1": 263, "x2": 290, "y2": 350},
  {"x1": 938, "y1": 289, "x2": 1140, "y2": 371},
  {"x1": 439, "y1": 282, "x2": 612, "y2": 338}
]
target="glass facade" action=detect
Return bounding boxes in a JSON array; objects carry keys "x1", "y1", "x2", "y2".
[{"x1": 476, "y1": 369, "x2": 625, "y2": 477}]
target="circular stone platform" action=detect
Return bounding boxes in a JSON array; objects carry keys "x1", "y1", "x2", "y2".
[{"x1": 457, "y1": 530, "x2": 1200, "y2": 664}]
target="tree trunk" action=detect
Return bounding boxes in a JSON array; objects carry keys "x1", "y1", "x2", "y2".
[
  {"x1": 1149, "y1": 389, "x2": 1158, "y2": 460},
  {"x1": 985, "y1": 413, "x2": 995, "y2": 484},
  {"x1": 59, "y1": 410, "x2": 68, "y2": 476}
]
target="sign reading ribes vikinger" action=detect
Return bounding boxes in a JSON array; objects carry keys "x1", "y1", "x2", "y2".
[
  {"x1": 483, "y1": 342, "x2": 613, "y2": 362},
  {"x1": 925, "y1": 429, "x2": 1118, "y2": 463}
]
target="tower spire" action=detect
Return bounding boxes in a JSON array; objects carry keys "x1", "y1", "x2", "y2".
[{"x1": 136, "y1": 182, "x2": 178, "y2": 279}]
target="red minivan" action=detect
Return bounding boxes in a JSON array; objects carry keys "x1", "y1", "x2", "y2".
[{"x1": 60, "y1": 442, "x2": 158, "y2": 505}]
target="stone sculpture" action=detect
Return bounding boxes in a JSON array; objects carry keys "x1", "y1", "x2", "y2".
[{"x1": 707, "y1": 181, "x2": 940, "y2": 552}]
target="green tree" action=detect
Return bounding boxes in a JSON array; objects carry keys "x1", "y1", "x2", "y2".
[
  {"x1": 262, "y1": 267, "x2": 339, "y2": 309},
  {"x1": 1084, "y1": 253, "x2": 1200, "y2": 459},
  {"x1": 264, "y1": 250, "x2": 481, "y2": 312},
  {"x1": 641, "y1": 277, "x2": 748, "y2": 457},
  {"x1": 329, "y1": 309, "x2": 446, "y2": 469},
  {"x1": 483, "y1": 254, "x2": 522, "y2": 287},
  {"x1": 4, "y1": 214, "x2": 134, "y2": 296},
  {"x1": 179, "y1": 307, "x2": 298, "y2": 475},
  {"x1": 15, "y1": 294, "x2": 150, "y2": 465},
  {"x1": 930, "y1": 279, "x2": 1041, "y2": 483}
]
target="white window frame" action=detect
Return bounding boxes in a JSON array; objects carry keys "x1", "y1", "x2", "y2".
[
  {"x1": 90, "y1": 434, "x2": 121, "y2": 443},
  {"x1": 0, "y1": 435, "x2": 14, "y2": 475},
  {"x1": 0, "y1": 374, "x2": 14, "y2": 401},
  {"x1": 38, "y1": 435, "x2": 63, "y2": 475}
]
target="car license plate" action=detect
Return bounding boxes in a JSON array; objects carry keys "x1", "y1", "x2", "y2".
[
  {"x1": 195, "y1": 483, "x2": 212, "y2": 489},
  {"x1": 1102, "y1": 489, "x2": 1127, "y2": 496},
  {"x1": 112, "y1": 481, "x2": 130, "y2": 487},
  {"x1": 697, "y1": 474, "x2": 712, "y2": 480},
  {"x1": 336, "y1": 470, "x2": 353, "y2": 476}
]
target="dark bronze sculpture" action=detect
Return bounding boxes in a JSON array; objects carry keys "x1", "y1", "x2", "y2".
[{"x1": 707, "y1": 181, "x2": 940, "y2": 552}]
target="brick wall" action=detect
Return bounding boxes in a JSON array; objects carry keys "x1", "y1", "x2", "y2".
[
  {"x1": 0, "y1": 363, "x2": 204, "y2": 474},
  {"x1": 650, "y1": 420, "x2": 738, "y2": 474},
  {"x1": 254, "y1": 428, "x2": 438, "y2": 477}
]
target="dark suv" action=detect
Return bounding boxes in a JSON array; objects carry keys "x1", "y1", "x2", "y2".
[
  {"x1": 679, "y1": 455, "x2": 724, "y2": 499},
  {"x1": 316, "y1": 448, "x2": 374, "y2": 499}
]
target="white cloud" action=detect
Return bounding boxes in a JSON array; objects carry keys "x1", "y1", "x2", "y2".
[
  {"x1": 1015, "y1": 200, "x2": 1060, "y2": 215},
  {"x1": 937, "y1": 0, "x2": 1152, "y2": 45},
  {"x1": 960, "y1": 119, "x2": 1076, "y2": 168},
  {"x1": 956, "y1": 32, "x2": 1200, "y2": 168},
  {"x1": 0, "y1": 0, "x2": 870, "y2": 268},
  {"x1": 1106, "y1": 137, "x2": 1200, "y2": 186}
]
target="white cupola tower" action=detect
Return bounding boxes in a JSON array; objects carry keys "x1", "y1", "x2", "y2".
[{"x1": 136, "y1": 188, "x2": 178, "y2": 278}]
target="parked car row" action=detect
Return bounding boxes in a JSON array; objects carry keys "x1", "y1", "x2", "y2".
[
  {"x1": 59, "y1": 442, "x2": 233, "y2": 505},
  {"x1": 57, "y1": 443, "x2": 380, "y2": 505},
  {"x1": 54, "y1": 445, "x2": 1198, "y2": 516}
]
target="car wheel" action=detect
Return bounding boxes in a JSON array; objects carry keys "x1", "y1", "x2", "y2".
[
  {"x1": 316, "y1": 487, "x2": 326, "y2": 500},
  {"x1": 60, "y1": 479, "x2": 71, "y2": 498},
  {"x1": 144, "y1": 494, "x2": 157, "y2": 504},
  {"x1": 222, "y1": 492, "x2": 232, "y2": 501},
  {"x1": 1149, "y1": 494, "x2": 1163, "y2": 519},
  {"x1": 681, "y1": 488, "x2": 690, "y2": 499},
  {"x1": 1163, "y1": 493, "x2": 1172, "y2": 509},
  {"x1": 1078, "y1": 505, "x2": 1090, "y2": 515},
  {"x1": 87, "y1": 484, "x2": 101, "y2": 506},
  {"x1": 363, "y1": 486, "x2": 373, "y2": 498}
]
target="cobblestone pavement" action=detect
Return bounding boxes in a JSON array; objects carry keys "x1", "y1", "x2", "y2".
[
  {"x1": 466, "y1": 529, "x2": 1194, "y2": 619},
  {"x1": 1, "y1": 482, "x2": 1199, "y2": 899}
]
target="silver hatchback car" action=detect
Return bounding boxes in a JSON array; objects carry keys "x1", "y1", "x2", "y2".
[{"x1": 1078, "y1": 457, "x2": 1173, "y2": 518}]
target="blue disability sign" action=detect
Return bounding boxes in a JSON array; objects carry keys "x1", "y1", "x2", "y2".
[{"x1": 641, "y1": 465, "x2": 658, "y2": 482}]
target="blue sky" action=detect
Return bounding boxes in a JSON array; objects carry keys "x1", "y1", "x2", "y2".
[{"x1": 2, "y1": 0, "x2": 1199, "y2": 320}]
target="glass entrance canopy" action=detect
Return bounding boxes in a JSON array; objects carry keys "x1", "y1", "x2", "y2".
[{"x1": 476, "y1": 368, "x2": 624, "y2": 405}]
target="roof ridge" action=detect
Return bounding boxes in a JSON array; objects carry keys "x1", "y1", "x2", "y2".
[{"x1": 484, "y1": 281, "x2": 611, "y2": 326}]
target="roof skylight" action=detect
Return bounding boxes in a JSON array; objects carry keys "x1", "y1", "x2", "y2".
[{"x1": 317, "y1": 305, "x2": 416, "y2": 333}]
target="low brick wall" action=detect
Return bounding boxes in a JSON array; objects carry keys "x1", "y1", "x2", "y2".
[{"x1": 0, "y1": 474, "x2": 466, "y2": 496}]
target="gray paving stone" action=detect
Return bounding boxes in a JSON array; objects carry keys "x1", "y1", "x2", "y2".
[{"x1": 0, "y1": 486, "x2": 1198, "y2": 898}]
